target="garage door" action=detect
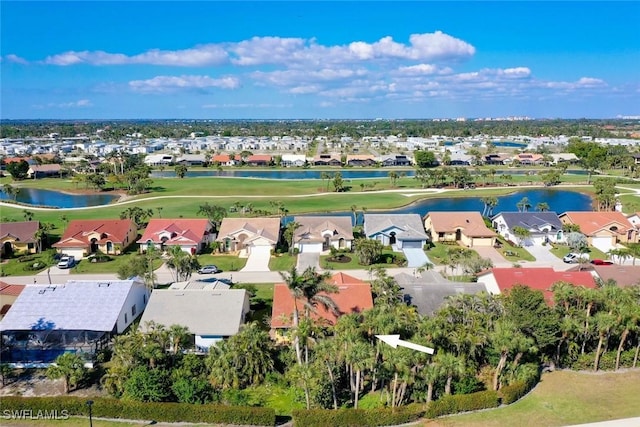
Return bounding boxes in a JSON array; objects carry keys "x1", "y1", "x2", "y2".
[
  {"x1": 299, "y1": 243, "x2": 322, "y2": 253},
  {"x1": 63, "y1": 248, "x2": 85, "y2": 259},
  {"x1": 402, "y1": 240, "x2": 424, "y2": 249},
  {"x1": 592, "y1": 236, "x2": 613, "y2": 253}
]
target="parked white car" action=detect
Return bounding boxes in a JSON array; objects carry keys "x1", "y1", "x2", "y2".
[
  {"x1": 563, "y1": 252, "x2": 589, "y2": 264},
  {"x1": 57, "y1": 255, "x2": 76, "y2": 269}
]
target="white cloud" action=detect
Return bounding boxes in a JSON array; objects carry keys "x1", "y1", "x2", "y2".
[
  {"x1": 407, "y1": 31, "x2": 476, "y2": 60},
  {"x1": 4, "y1": 54, "x2": 28, "y2": 64},
  {"x1": 202, "y1": 103, "x2": 292, "y2": 109},
  {"x1": 33, "y1": 99, "x2": 92, "y2": 109},
  {"x1": 129, "y1": 75, "x2": 240, "y2": 93}
]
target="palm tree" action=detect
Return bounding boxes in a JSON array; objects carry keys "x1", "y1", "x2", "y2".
[
  {"x1": 46, "y1": 352, "x2": 87, "y2": 393},
  {"x1": 516, "y1": 197, "x2": 531, "y2": 212},
  {"x1": 167, "y1": 324, "x2": 191, "y2": 354},
  {"x1": 280, "y1": 266, "x2": 337, "y2": 366},
  {"x1": 284, "y1": 221, "x2": 300, "y2": 254},
  {"x1": 320, "y1": 171, "x2": 331, "y2": 192},
  {"x1": 536, "y1": 202, "x2": 550, "y2": 212},
  {"x1": 436, "y1": 351, "x2": 466, "y2": 395},
  {"x1": 1, "y1": 184, "x2": 19, "y2": 201},
  {"x1": 350, "y1": 205, "x2": 358, "y2": 226},
  {"x1": 346, "y1": 341, "x2": 373, "y2": 408},
  {"x1": 388, "y1": 171, "x2": 399, "y2": 187}
]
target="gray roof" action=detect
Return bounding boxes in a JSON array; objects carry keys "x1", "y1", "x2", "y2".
[
  {"x1": 139, "y1": 289, "x2": 248, "y2": 336},
  {"x1": 395, "y1": 273, "x2": 487, "y2": 316},
  {"x1": 493, "y1": 212, "x2": 562, "y2": 232},
  {"x1": 364, "y1": 214, "x2": 428, "y2": 241},
  {"x1": 0, "y1": 280, "x2": 143, "y2": 332}
]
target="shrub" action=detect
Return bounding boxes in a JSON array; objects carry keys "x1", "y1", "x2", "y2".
[
  {"x1": 425, "y1": 390, "x2": 500, "y2": 418},
  {"x1": 292, "y1": 404, "x2": 425, "y2": 427},
  {"x1": 0, "y1": 396, "x2": 276, "y2": 426},
  {"x1": 499, "y1": 381, "x2": 529, "y2": 405}
]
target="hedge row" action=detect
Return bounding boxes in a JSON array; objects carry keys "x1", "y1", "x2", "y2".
[
  {"x1": 292, "y1": 404, "x2": 425, "y2": 427},
  {"x1": 0, "y1": 396, "x2": 276, "y2": 426},
  {"x1": 567, "y1": 350, "x2": 636, "y2": 371},
  {"x1": 425, "y1": 390, "x2": 500, "y2": 418}
]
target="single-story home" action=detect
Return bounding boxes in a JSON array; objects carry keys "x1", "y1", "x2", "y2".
[
  {"x1": 0, "y1": 279, "x2": 149, "y2": 366},
  {"x1": 364, "y1": 214, "x2": 429, "y2": 249},
  {"x1": 245, "y1": 154, "x2": 273, "y2": 166},
  {"x1": 292, "y1": 216, "x2": 354, "y2": 253},
  {"x1": 346, "y1": 155, "x2": 377, "y2": 167},
  {"x1": 281, "y1": 154, "x2": 307, "y2": 167},
  {"x1": 491, "y1": 212, "x2": 564, "y2": 246},
  {"x1": 424, "y1": 212, "x2": 497, "y2": 248},
  {"x1": 211, "y1": 154, "x2": 237, "y2": 166},
  {"x1": 0, "y1": 221, "x2": 40, "y2": 257},
  {"x1": 395, "y1": 272, "x2": 487, "y2": 316},
  {"x1": 589, "y1": 265, "x2": 640, "y2": 288},
  {"x1": 138, "y1": 289, "x2": 250, "y2": 352},
  {"x1": 27, "y1": 164, "x2": 62, "y2": 179},
  {"x1": 53, "y1": 219, "x2": 137, "y2": 259},
  {"x1": 477, "y1": 267, "x2": 597, "y2": 304},
  {"x1": 175, "y1": 154, "x2": 206, "y2": 166},
  {"x1": 559, "y1": 211, "x2": 636, "y2": 252},
  {"x1": 216, "y1": 217, "x2": 281, "y2": 257},
  {"x1": 270, "y1": 272, "x2": 373, "y2": 339},
  {"x1": 313, "y1": 154, "x2": 342, "y2": 166},
  {"x1": 138, "y1": 218, "x2": 215, "y2": 255}
]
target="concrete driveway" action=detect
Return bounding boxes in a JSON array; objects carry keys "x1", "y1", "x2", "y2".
[
  {"x1": 473, "y1": 246, "x2": 511, "y2": 267},
  {"x1": 297, "y1": 252, "x2": 320, "y2": 271},
  {"x1": 522, "y1": 244, "x2": 568, "y2": 269},
  {"x1": 240, "y1": 246, "x2": 272, "y2": 272}
]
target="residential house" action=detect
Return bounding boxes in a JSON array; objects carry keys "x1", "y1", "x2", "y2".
[
  {"x1": 211, "y1": 154, "x2": 236, "y2": 166},
  {"x1": 26, "y1": 164, "x2": 62, "y2": 179},
  {"x1": 627, "y1": 212, "x2": 640, "y2": 235},
  {"x1": 245, "y1": 154, "x2": 272, "y2": 166},
  {"x1": 379, "y1": 154, "x2": 412, "y2": 167},
  {"x1": 281, "y1": 154, "x2": 307, "y2": 167},
  {"x1": 138, "y1": 289, "x2": 250, "y2": 351},
  {"x1": 175, "y1": 154, "x2": 206, "y2": 166},
  {"x1": 0, "y1": 221, "x2": 40, "y2": 257},
  {"x1": 491, "y1": 212, "x2": 564, "y2": 246},
  {"x1": 424, "y1": 212, "x2": 497, "y2": 247},
  {"x1": 548, "y1": 153, "x2": 579, "y2": 165},
  {"x1": 313, "y1": 154, "x2": 342, "y2": 166},
  {"x1": 589, "y1": 265, "x2": 640, "y2": 288},
  {"x1": 270, "y1": 272, "x2": 373, "y2": 340},
  {"x1": 215, "y1": 217, "x2": 280, "y2": 257},
  {"x1": 144, "y1": 153, "x2": 174, "y2": 166},
  {"x1": 0, "y1": 279, "x2": 149, "y2": 366},
  {"x1": 395, "y1": 272, "x2": 487, "y2": 316},
  {"x1": 53, "y1": 219, "x2": 137, "y2": 259},
  {"x1": 138, "y1": 218, "x2": 215, "y2": 255},
  {"x1": 513, "y1": 153, "x2": 544, "y2": 166},
  {"x1": 292, "y1": 216, "x2": 354, "y2": 253},
  {"x1": 363, "y1": 214, "x2": 430, "y2": 267},
  {"x1": 559, "y1": 211, "x2": 636, "y2": 252},
  {"x1": 0, "y1": 282, "x2": 25, "y2": 320},
  {"x1": 346, "y1": 154, "x2": 377, "y2": 167},
  {"x1": 483, "y1": 153, "x2": 511, "y2": 165},
  {"x1": 477, "y1": 267, "x2": 597, "y2": 304}
]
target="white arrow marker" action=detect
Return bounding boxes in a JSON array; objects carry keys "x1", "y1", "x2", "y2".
[{"x1": 376, "y1": 334, "x2": 435, "y2": 354}]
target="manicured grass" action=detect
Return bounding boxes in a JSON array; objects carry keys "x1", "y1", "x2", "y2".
[
  {"x1": 320, "y1": 249, "x2": 405, "y2": 270},
  {"x1": 268, "y1": 253, "x2": 296, "y2": 271},
  {"x1": 496, "y1": 238, "x2": 536, "y2": 262},
  {"x1": 0, "y1": 252, "x2": 52, "y2": 276},
  {"x1": 196, "y1": 254, "x2": 247, "y2": 272},
  {"x1": 550, "y1": 243, "x2": 608, "y2": 261},
  {"x1": 71, "y1": 253, "x2": 162, "y2": 274},
  {"x1": 422, "y1": 369, "x2": 640, "y2": 427}
]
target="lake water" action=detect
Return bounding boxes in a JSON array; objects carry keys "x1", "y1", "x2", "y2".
[
  {"x1": 0, "y1": 188, "x2": 119, "y2": 208},
  {"x1": 286, "y1": 188, "x2": 593, "y2": 225}
]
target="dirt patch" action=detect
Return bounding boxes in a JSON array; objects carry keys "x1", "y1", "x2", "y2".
[{"x1": 1, "y1": 369, "x2": 108, "y2": 398}]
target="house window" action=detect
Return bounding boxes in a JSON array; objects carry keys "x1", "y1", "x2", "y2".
[
  {"x1": 143, "y1": 294, "x2": 147, "y2": 304},
  {"x1": 125, "y1": 313, "x2": 128, "y2": 323},
  {"x1": 131, "y1": 304, "x2": 137, "y2": 316}
]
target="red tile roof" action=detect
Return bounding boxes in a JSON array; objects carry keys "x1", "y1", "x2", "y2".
[
  {"x1": 485, "y1": 267, "x2": 596, "y2": 303},
  {"x1": 212, "y1": 154, "x2": 232, "y2": 163},
  {"x1": 0, "y1": 221, "x2": 40, "y2": 243},
  {"x1": 138, "y1": 219, "x2": 212, "y2": 246},
  {"x1": 247, "y1": 155, "x2": 272, "y2": 162},
  {"x1": 271, "y1": 273, "x2": 373, "y2": 328},
  {"x1": 0, "y1": 282, "x2": 26, "y2": 296},
  {"x1": 426, "y1": 212, "x2": 497, "y2": 237},
  {"x1": 53, "y1": 219, "x2": 135, "y2": 248}
]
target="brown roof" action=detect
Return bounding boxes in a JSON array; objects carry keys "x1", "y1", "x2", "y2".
[
  {"x1": 53, "y1": 219, "x2": 135, "y2": 248},
  {"x1": 216, "y1": 217, "x2": 281, "y2": 244},
  {"x1": 271, "y1": 273, "x2": 373, "y2": 328},
  {"x1": 425, "y1": 212, "x2": 497, "y2": 237},
  {"x1": 0, "y1": 221, "x2": 40, "y2": 243},
  {"x1": 591, "y1": 265, "x2": 640, "y2": 287},
  {"x1": 212, "y1": 154, "x2": 232, "y2": 162},
  {"x1": 293, "y1": 216, "x2": 354, "y2": 243},
  {"x1": 29, "y1": 164, "x2": 61, "y2": 172},
  {"x1": 560, "y1": 212, "x2": 634, "y2": 236},
  {"x1": 246, "y1": 154, "x2": 272, "y2": 162},
  {"x1": 0, "y1": 282, "x2": 26, "y2": 296}
]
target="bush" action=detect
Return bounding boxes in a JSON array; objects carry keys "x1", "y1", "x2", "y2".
[
  {"x1": 425, "y1": 390, "x2": 500, "y2": 418},
  {"x1": 567, "y1": 350, "x2": 636, "y2": 371},
  {"x1": 499, "y1": 381, "x2": 529, "y2": 405},
  {"x1": 0, "y1": 396, "x2": 276, "y2": 426},
  {"x1": 292, "y1": 404, "x2": 425, "y2": 427}
]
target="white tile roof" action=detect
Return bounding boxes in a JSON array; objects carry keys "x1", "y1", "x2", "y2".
[{"x1": 0, "y1": 280, "x2": 142, "y2": 332}]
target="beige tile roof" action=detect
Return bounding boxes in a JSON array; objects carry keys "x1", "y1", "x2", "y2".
[
  {"x1": 426, "y1": 212, "x2": 497, "y2": 237},
  {"x1": 216, "y1": 217, "x2": 281, "y2": 244}
]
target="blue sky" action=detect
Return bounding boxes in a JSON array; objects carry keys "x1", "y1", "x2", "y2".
[{"x1": 1, "y1": 1, "x2": 638, "y2": 120}]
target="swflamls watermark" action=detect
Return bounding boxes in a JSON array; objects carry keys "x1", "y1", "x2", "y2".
[{"x1": 2, "y1": 409, "x2": 70, "y2": 420}]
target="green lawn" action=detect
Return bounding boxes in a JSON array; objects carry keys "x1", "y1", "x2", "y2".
[
  {"x1": 0, "y1": 252, "x2": 52, "y2": 276},
  {"x1": 550, "y1": 243, "x2": 608, "y2": 261},
  {"x1": 496, "y1": 238, "x2": 536, "y2": 262},
  {"x1": 423, "y1": 369, "x2": 640, "y2": 427},
  {"x1": 268, "y1": 253, "x2": 296, "y2": 271},
  {"x1": 196, "y1": 254, "x2": 247, "y2": 272},
  {"x1": 320, "y1": 249, "x2": 406, "y2": 270}
]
